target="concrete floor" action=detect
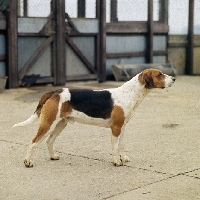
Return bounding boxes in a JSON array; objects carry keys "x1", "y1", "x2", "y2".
[{"x1": 0, "y1": 76, "x2": 200, "y2": 200}]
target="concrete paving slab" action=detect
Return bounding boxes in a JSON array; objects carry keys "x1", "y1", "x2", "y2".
[
  {"x1": 0, "y1": 141, "x2": 169, "y2": 200},
  {"x1": 108, "y1": 175, "x2": 200, "y2": 200},
  {"x1": 186, "y1": 169, "x2": 200, "y2": 179},
  {"x1": 1, "y1": 76, "x2": 200, "y2": 200}
]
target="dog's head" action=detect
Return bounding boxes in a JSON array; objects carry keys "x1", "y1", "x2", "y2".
[{"x1": 138, "y1": 68, "x2": 175, "y2": 89}]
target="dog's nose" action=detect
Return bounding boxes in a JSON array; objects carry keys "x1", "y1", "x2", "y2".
[{"x1": 172, "y1": 77, "x2": 176, "y2": 82}]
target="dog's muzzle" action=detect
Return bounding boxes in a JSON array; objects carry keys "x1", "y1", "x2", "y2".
[{"x1": 165, "y1": 76, "x2": 176, "y2": 88}]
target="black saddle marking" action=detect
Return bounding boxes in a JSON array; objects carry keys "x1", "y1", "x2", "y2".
[{"x1": 69, "y1": 89, "x2": 113, "y2": 119}]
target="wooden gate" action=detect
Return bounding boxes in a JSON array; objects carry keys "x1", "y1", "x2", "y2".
[
  {"x1": 2, "y1": 0, "x2": 170, "y2": 88},
  {"x1": 16, "y1": 0, "x2": 100, "y2": 86},
  {"x1": 1, "y1": 0, "x2": 199, "y2": 88}
]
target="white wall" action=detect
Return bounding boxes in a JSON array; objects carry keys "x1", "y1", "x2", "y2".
[{"x1": 169, "y1": 0, "x2": 189, "y2": 34}]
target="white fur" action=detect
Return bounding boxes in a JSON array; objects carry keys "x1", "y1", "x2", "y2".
[
  {"x1": 13, "y1": 113, "x2": 38, "y2": 127},
  {"x1": 165, "y1": 74, "x2": 175, "y2": 88},
  {"x1": 68, "y1": 110, "x2": 111, "y2": 127},
  {"x1": 57, "y1": 88, "x2": 71, "y2": 118},
  {"x1": 107, "y1": 74, "x2": 150, "y2": 122}
]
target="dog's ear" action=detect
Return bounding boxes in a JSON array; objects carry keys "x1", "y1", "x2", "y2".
[
  {"x1": 144, "y1": 73, "x2": 154, "y2": 89},
  {"x1": 139, "y1": 71, "x2": 154, "y2": 89}
]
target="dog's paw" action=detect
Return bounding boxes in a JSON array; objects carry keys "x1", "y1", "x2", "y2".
[
  {"x1": 112, "y1": 155, "x2": 130, "y2": 166},
  {"x1": 24, "y1": 159, "x2": 33, "y2": 168},
  {"x1": 112, "y1": 161, "x2": 123, "y2": 166},
  {"x1": 50, "y1": 154, "x2": 60, "y2": 160},
  {"x1": 112, "y1": 157, "x2": 123, "y2": 166},
  {"x1": 120, "y1": 155, "x2": 130, "y2": 163}
]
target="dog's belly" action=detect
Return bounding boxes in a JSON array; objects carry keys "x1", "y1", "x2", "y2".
[{"x1": 67, "y1": 110, "x2": 111, "y2": 128}]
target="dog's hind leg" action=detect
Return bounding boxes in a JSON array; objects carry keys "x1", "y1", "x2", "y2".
[
  {"x1": 24, "y1": 122, "x2": 53, "y2": 167},
  {"x1": 24, "y1": 99, "x2": 59, "y2": 167},
  {"x1": 46, "y1": 118, "x2": 68, "y2": 160},
  {"x1": 24, "y1": 142, "x2": 37, "y2": 167}
]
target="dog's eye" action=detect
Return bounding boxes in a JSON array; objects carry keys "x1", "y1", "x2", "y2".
[{"x1": 157, "y1": 73, "x2": 163, "y2": 77}]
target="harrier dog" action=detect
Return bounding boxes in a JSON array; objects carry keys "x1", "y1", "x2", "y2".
[{"x1": 13, "y1": 69, "x2": 175, "y2": 167}]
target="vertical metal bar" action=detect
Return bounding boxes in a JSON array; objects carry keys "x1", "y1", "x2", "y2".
[
  {"x1": 17, "y1": 0, "x2": 21, "y2": 16},
  {"x1": 159, "y1": 0, "x2": 168, "y2": 24},
  {"x1": 78, "y1": 0, "x2": 85, "y2": 18},
  {"x1": 51, "y1": 0, "x2": 57, "y2": 85},
  {"x1": 147, "y1": 0, "x2": 153, "y2": 63},
  {"x1": 55, "y1": 0, "x2": 66, "y2": 85},
  {"x1": 6, "y1": 0, "x2": 18, "y2": 88},
  {"x1": 111, "y1": 0, "x2": 117, "y2": 22},
  {"x1": 186, "y1": 0, "x2": 194, "y2": 74},
  {"x1": 96, "y1": 0, "x2": 100, "y2": 76},
  {"x1": 99, "y1": 0, "x2": 106, "y2": 82},
  {"x1": 95, "y1": 35, "x2": 99, "y2": 72},
  {"x1": 160, "y1": 0, "x2": 169, "y2": 63},
  {"x1": 96, "y1": 0, "x2": 100, "y2": 18},
  {"x1": 24, "y1": 0, "x2": 28, "y2": 17}
]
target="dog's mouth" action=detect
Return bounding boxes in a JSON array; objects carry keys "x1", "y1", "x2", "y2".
[{"x1": 166, "y1": 81, "x2": 175, "y2": 88}]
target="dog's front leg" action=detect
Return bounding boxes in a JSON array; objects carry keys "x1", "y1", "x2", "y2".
[
  {"x1": 111, "y1": 135, "x2": 122, "y2": 166},
  {"x1": 118, "y1": 126, "x2": 130, "y2": 163},
  {"x1": 111, "y1": 126, "x2": 130, "y2": 166}
]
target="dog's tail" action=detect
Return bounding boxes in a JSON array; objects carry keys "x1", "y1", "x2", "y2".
[
  {"x1": 13, "y1": 90, "x2": 56, "y2": 128},
  {"x1": 13, "y1": 113, "x2": 39, "y2": 127}
]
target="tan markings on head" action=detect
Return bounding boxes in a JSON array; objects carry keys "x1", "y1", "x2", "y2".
[
  {"x1": 138, "y1": 68, "x2": 165, "y2": 89},
  {"x1": 60, "y1": 101, "x2": 72, "y2": 118},
  {"x1": 32, "y1": 94, "x2": 60, "y2": 143},
  {"x1": 110, "y1": 105, "x2": 125, "y2": 137}
]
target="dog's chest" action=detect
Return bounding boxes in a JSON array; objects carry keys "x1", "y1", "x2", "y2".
[{"x1": 109, "y1": 86, "x2": 147, "y2": 117}]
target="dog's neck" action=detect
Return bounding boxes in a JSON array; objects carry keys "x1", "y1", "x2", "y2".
[
  {"x1": 116, "y1": 75, "x2": 151, "y2": 116},
  {"x1": 120, "y1": 74, "x2": 150, "y2": 97}
]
